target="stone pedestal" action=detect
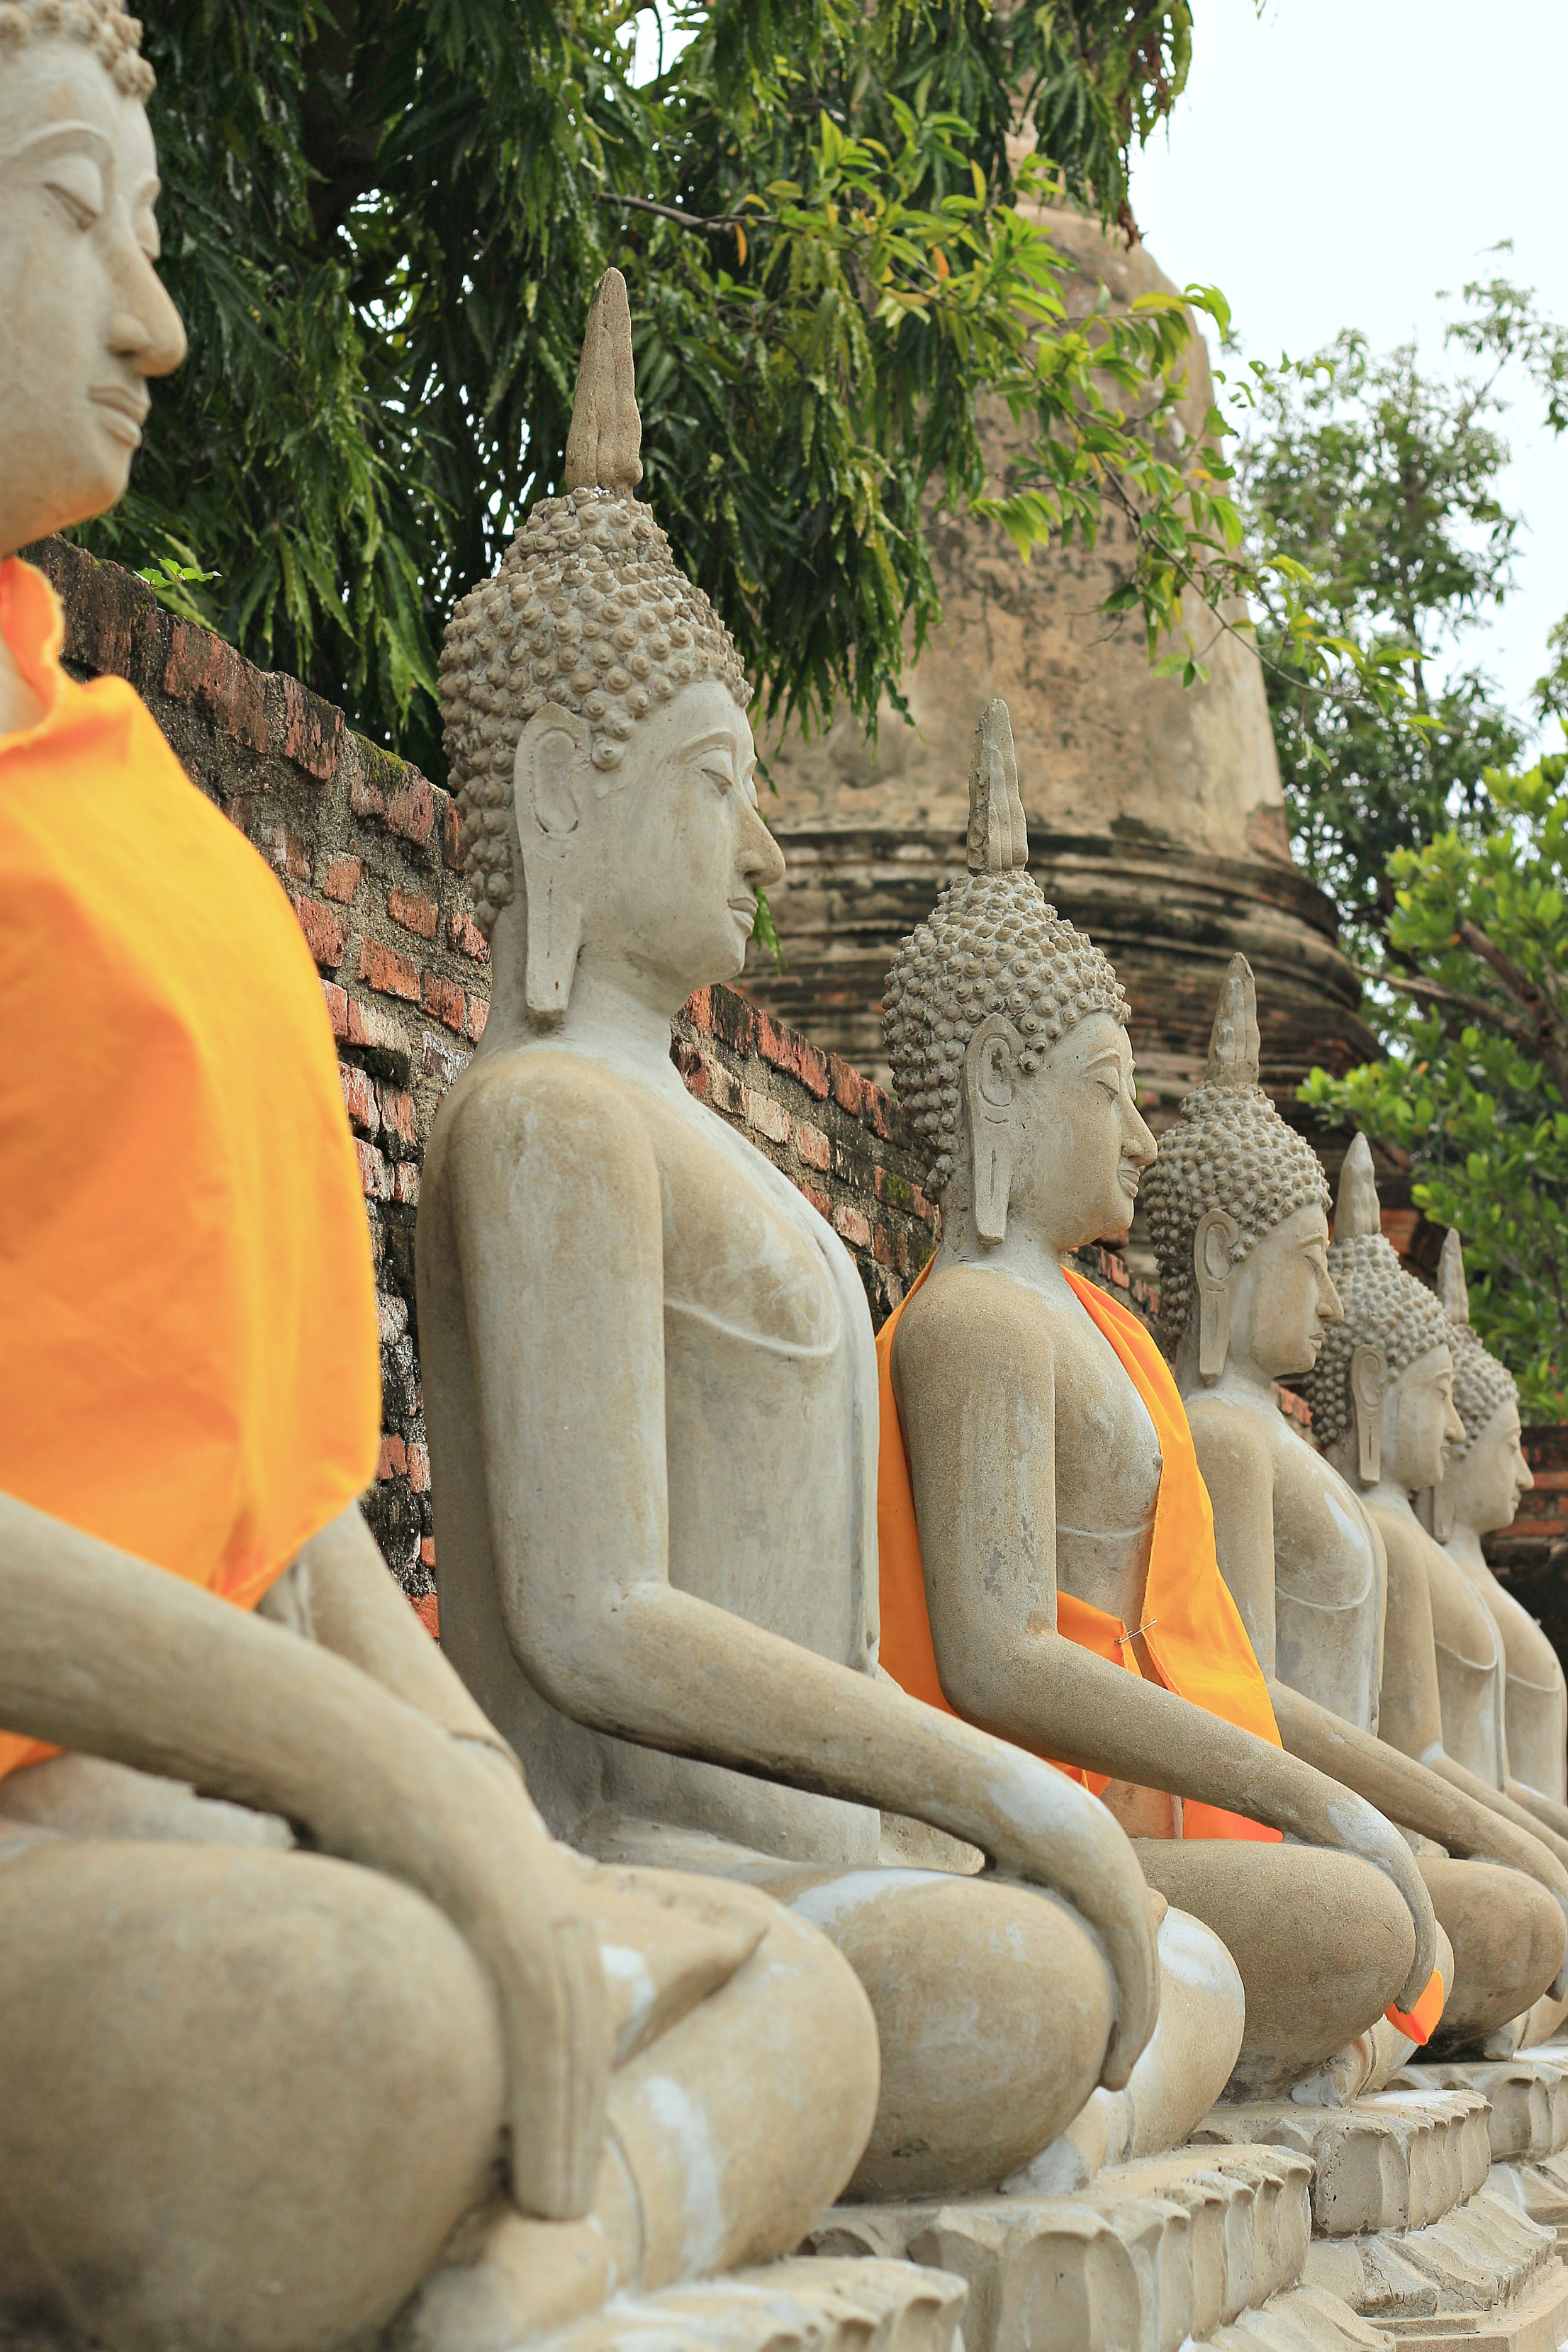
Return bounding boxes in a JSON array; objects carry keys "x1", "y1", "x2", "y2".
[
  {"x1": 1195, "y1": 2090, "x2": 1568, "y2": 2352},
  {"x1": 533, "y1": 2257, "x2": 968, "y2": 2352},
  {"x1": 1396, "y1": 2054, "x2": 1568, "y2": 2243},
  {"x1": 805, "y1": 2144, "x2": 1388, "y2": 2352}
]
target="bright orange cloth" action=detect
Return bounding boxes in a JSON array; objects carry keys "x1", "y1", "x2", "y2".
[
  {"x1": 0, "y1": 556, "x2": 381, "y2": 1780},
  {"x1": 1387, "y1": 1970, "x2": 1445, "y2": 2048},
  {"x1": 875, "y1": 1255, "x2": 1282, "y2": 1843}
]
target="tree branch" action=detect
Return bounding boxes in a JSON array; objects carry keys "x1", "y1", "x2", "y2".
[{"x1": 594, "y1": 192, "x2": 769, "y2": 236}]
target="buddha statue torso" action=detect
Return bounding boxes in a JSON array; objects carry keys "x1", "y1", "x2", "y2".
[
  {"x1": 1426, "y1": 1542, "x2": 1508, "y2": 1791},
  {"x1": 1046, "y1": 1276, "x2": 1164, "y2": 1633},
  {"x1": 423, "y1": 1041, "x2": 881, "y2": 1871},
  {"x1": 1469, "y1": 1561, "x2": 1567, "y2": 1804}
]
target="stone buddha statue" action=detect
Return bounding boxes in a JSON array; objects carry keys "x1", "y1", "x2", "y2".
[
  {"x1": 417, "y1": 273, "x2": 1245, "y2": 2207},
  {"x1": 0, "y1": 38, "x2": 891, "y2": 2350},
  {"x1": 1144, "y1": 958, "x2": 1568, "y2": 2056},
  {"x1": 875, "y1": 706, "x2": 1440, "y2": 2102},
  {"x1": 1436, "y1": 1231, "x2": 1567, "y2": 1830}
]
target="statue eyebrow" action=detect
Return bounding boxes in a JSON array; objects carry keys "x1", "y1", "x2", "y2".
[
  {"x1": 685, "y1": 732, "x2": 739, "y2": 760},
  {"x1": 1083, "y1": 1046, "x2": 1128, "y2": 1074}
]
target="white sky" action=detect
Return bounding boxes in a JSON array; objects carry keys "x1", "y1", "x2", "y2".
[{"x1": 1128, "y1": 0, "x2": 1568, "y2": 731}]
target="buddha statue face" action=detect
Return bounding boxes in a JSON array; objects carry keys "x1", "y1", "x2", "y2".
[
  {"x1": 958, "y1": 1007, "x2": 1155, "y2": 1253},
  {"x1": 0, "y1": 6, "x2": 185, "y2": 554},
  {"x1": 1444, "y1": 1396, "x2": 1532, "y2": 1538},
  {"x1": 506, "y1": 675, "x2": 783, "y2": 1015},
  {"x1": 1217, "y1": 1202, "x2": 1342, "y2": 1382},
  {"x1": 1379, "y1": 1343, "x2": 1465, "y2": 1494}
]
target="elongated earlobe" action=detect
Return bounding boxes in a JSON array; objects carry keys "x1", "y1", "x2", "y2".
[
  {"x1": 964, "y1": 1014, "x2": 1020, "y2": 1248},
  {"x1": 515, "y1": 706, "x2": 590, "y2": 1019},
  {"x1": 1351, "y1": 1345, "x2": 1387, "y2": 1486},
  {"x1": 1194, "y1": 1208, "x2": 1241, "y2": 1382}
]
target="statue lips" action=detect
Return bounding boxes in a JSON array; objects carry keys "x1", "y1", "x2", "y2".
[{"x1": 89, "y1": 383, "x2": 149, "y2": 449}]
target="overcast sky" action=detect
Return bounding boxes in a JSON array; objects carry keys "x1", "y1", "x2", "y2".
[{"x1": 1127, "y1": 0, "x2": 1568, "y2": 731}]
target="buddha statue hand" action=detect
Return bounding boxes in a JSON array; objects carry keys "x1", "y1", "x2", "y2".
[
  {"x1": 1297, "y1": 1774, "x2": 1440, "y2": 2018},
  {"x1": 0, "y1": 1491, "x2": 611, "y2": 2221}
]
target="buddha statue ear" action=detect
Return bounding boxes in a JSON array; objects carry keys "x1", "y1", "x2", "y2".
[
  {"x1": 512, "y1": 703, "x2": 592, "y2": 1019},
  {"x1": 1350, "y1": 1344, "x2": 1387, "y2": 1486},
  {"x1": 1193, "y1": 1207, "x2": 1241, "y2": 1381},
  {"x1": 963, "y1": 1013, "x2": 1023, "y2": 1246}
]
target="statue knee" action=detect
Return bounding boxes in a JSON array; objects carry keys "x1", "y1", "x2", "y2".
[
  {"x1": 0, "y1": 1844, "x2": 504, "y2": 2352},
  {"x1": 785, "y1": 1869, "x2": 1114, "y2": 2200},
  {"x1": 1421, "y1": 1857, "x2": 1568, "y2": 2053}
]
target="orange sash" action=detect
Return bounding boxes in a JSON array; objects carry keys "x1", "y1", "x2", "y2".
[
  {"x1": 875, "y1": 1255, "x2": 1282, "y2": 1843},
  {"x1": 0, "y1": 557, "x2": 381, "y2": 1780}
]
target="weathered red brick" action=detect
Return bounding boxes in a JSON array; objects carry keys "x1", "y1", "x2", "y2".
[
  {"x1": 1102, "y1": 1250, "x2": 1131, "y2": 1290},
  {"x1": 290, "y1": 892, "x2": 348, "y2": 973},
  {"x1": 862, "y1": 1085, "x2": 893, "y2": 1142},
  {"x1": 418, "y1": 1537, "x2": 437, "y2": 1572},
  {"x1": 753, "y1": 1007, "x2": 831, "y2": 1102},
  {"x1": 378, "y1": 1087, "x2": 418, "y2": 1148},
  {"x1": 349, "y1": 761, "x2": 387, "y2": 820},
  {"x1": 743, "y1": 1087, "x2": 790, "y2": 1146},
  {"x1": 276, "y1": 673, "x2": 344, "y2": 780},
  {"x1": 422, "y1": 1031, "x2": 470, "y2": 1087},
  {"x1": 376, "y1": 1433, "x2": 408, "y2": 1479},
  {"x1": 466, "y1": 995, "x2": 488, "y2": 1043},
  {"x1": 830, "y1": 1057, "x2": 864, "y2": 1118},
  {"x1": 340, "y1": 1063, "x2": 378, "y2": 1135},
  {"x1": 412, "y1": 1588, "x2": 439, "y2": 1636},
  {"x1": 387, "y1": 775, "x2": 435, "y2": 849},
  {"x1": 359, "y1": 938, "x2": 421, "y2": 1003},
  {"x1": 683, "y1": 986, "x2": 713, "y2": 1034},
  {"x1": 322, "y1": 855, "x2": 362, "y2": 905},
  {"x1": 422, "y1": 972, "x2": 465, "y2": 1033},
  {"x1": 833, "y1": 1202, "x2": 873, "y2": 1250},
  {"x1": 795, "y1": 1120, "x2": 831, "y2": 1172},
  {"x1": 443, "y1": 797, "x2": 464, "y2": 870},
  {"x1": 799, "y1": 1183, "x2": 833, "y2": 1223},
  {"x1": 164, "y1": 620, "x2": 268, "y2": 751},
  {"x1": 873, "y1": 1223, "x2": 897, "y2": 1267},
  {"x1": 408, "y1": 1442, "x2": 431, "y2": 1495},
  {"x1": 388, "y1": 885, "x2": 439, "y2": 939},
  {"x1": 356, "y1": 1140, "x2": 393, "y2": 1200},
  {"x1": 449, "y1": 905, "x2": 489, "y2": 962},
  {"x1": 346, "y1": 995, "x2": 407, "y2": 1058},
  {"x1": 321, "y1": 981, "x2": 349, "y2": 1039},
  {"x1": 393, "y1": 1163, "x2": 421, "y2": 1206},
  {"x1": 256, "y1": 822, "x2": 310, "y2": 880}
]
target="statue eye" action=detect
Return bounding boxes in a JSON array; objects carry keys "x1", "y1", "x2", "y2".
[{"x1": 45, "y1": 159, "x2": 104, "y2": 231}]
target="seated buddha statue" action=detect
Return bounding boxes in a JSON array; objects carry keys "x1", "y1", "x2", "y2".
[
  {"x1": 1142, "y1": 959, "x2": 1568, "y2": 2056},
  {"x1": 875, "y1": 705, "x2": 1440, "y2": 2102},
  {"x1": 0, "y1": 38, "x2": 883, "y2": 2348},
  {"x1": 1435, "y1": 1231, "x2": 1567, "y2": 1832},
  {"x1": 420, "y1": 272, "x2": 1252, "y2": 2202}
]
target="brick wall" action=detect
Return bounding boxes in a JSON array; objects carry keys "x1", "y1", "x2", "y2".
[{"x1": 33, "y1": 539, "x2": 1162, "y2": 1610}]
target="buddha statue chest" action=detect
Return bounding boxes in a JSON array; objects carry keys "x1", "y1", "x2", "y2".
[
  {"x1": 1042, "y1": 1283, "x2": 1163, "y2": 1633},
  {"x1": 1270, "y1": 1422, "x2": 1385, "y2": 1735},
  {"x1": 1426, "y1": 1542, "x2": 1508, "y2": 1791}
]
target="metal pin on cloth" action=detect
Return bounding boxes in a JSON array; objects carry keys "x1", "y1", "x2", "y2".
[{"x1": 1116, "y1": 1618, "x2": 1159, "y2": 1647}]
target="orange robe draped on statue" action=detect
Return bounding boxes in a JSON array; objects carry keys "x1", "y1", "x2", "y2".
[
  {"x1": 875, "y1": 1255, "x2": 1282, "y2": 1844},
  {"x1": 0, "y1": 556, "x2": 381, "y2": 1782}
]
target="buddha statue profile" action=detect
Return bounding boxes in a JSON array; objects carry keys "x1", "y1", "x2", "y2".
[
  {"x1": 416, "y1": 272, "x2": 1268, "y2": 2207},
  {"x1": 1143, "y1": 959, "x2": 1568, "y2": 2056},
  {"x1": 875, "y1": 705, "x2": 1441, "y2": 2101},
  {"x1": 1436, "y1": 1231, "x2": 1566, "y2": 1830},
  {"x1": 0, "y1": 32, "x2": 889, "y2": 2349}
]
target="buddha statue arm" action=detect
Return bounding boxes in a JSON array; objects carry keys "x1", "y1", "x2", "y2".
[
  {"x1": 293, "y1": 1500, "x2": 525, "y2": 1781},
  {"x1": 895, "y1": 1279, "x2": 1437, "y2": 2008},
  {"x1": 1508, "y1": 1780, "x2": 1568, "y2": 1839},
  {"x1": 447, "y1": 1069, "x2": 1160, "y2": 2090},
  {"x1": 1186, "y1": 1399, "x2": 1279, "y2": 1668},
  {"x1": 0, "y1": 1486, "x2": 610, "y2": 2224}
]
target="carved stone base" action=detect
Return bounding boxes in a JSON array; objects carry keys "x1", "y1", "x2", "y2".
[
  {"x1": 805, "y1": 2144, "x2": 1387, "y2": 2352},
  {"x1": 532, "y1": 2258, "x2": 968, "y2": 2352},
  {"x1": 1393, "y1": 2057, "x2": 1568, "y2": 2238},
  {"x1": 1194, "y1": 2092, "x2": 1494, "y2": 2237}
]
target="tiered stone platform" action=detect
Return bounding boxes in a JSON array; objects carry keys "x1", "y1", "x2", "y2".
[
  {"x1": 1398, "y1": 2054, "x2": 1568, "y2": 2244},
  {"x1": 534, "y1": 2258, "x2": 967, "y2": 2352},
  {"x1": 1195, "y1": 2087, "x2": 1568, "y2": 2352}
]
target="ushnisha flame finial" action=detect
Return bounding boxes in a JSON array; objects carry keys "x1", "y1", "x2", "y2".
[
  {"x1": 562, "y1": 267, "x2": 644, "y2": 495},
  {"x1": 966, "y1": 698, "x2": 1029, "y2": 875},
  {"x1": 1204, "y1": 953, "x2": 1261, "y2": 1092},
  {"x1": 1438, "y1": 1228, "x2": 1471, "y2": 1326},
  {"x1": 1335, "y1": 1132, "x2": 1382, "y2": 1241}
]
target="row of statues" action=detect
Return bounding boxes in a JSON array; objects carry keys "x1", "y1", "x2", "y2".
[{"x1": 2, "y1": 10, "x2": 1565, "y2": 2347}]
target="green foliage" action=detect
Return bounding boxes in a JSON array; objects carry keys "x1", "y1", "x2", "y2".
[
  {"x1": 79, "y1": 0, "x2": 1234, "y2": 776},
  {"x1": 1231, "y1": 271, "x2": 1568, "y2": 956},
  {"x1": 1301, "y1": 756, "x2": 1568, "y2": 1417}
]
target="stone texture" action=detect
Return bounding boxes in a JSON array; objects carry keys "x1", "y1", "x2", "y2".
[
  {"x1": 532, "y1": 2258, "x2": 967, "y2": 2352},
  {"x1": 1194, "y1": 2093, "x2": 1493, "y2": 2239}
]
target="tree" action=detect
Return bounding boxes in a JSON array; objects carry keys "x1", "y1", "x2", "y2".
[
  {"x1": 80, "y1": 0, "x2": 1231, "y2": 778},
  {"x1": 1301, "y1": 756, "x2": 1568, "y2": 1418},
  {"x1": 1232, "y1": 271, "x2": 1568, "y2": 958}
]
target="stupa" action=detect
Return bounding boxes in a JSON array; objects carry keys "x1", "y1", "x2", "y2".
[{"x1": 749, "y1": 207, "x2": 1374, "y2": 1131}]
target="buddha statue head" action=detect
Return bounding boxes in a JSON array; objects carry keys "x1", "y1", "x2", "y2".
[
  {"x1": 0, "y1": 0, "x2": 185, "y2": 556},
  {"x1": 883, "y1": 697, "x2": 1153, "y2": 1251},
  {"x1": 1142, "y1": 956, "x2": 1338, "y2": 1384},
  {"x1": 1300, "y1": 1136, "x2": 1465, "y2": 1489},
  {"x1": 437, "y1": 268, "x2": 783, "y2": 1024},
  {"x1": 1433, "y1": 1228, "x2": 1533, "y2": 1540}
]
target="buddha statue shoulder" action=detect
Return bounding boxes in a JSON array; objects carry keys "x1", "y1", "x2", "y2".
[
  {"x1": 1436, "y1": 1232, "x2": 1567, "y2": 1827},
  {"x1": 1144, "y1": 961, "x2": 1568, "y2": 2054},
  {"x1": 417, "y1": 274, "x2": 1219, "y2": 2208},
  {"x1": 0, "y1": 46, "x2": 883, "y2": 2346},
  {"x1": 875, "y1": 705, "x2": 1439, "y2": 2101}
]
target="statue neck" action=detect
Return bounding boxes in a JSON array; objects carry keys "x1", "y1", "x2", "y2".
[
  {"x1": 481, "y1": 895, "x2": 685, "y2": 1098},
  {"x1": 1443, "y1": 1519, "x2": 1489, "y2": 1572},
  {"x1": 1169, "y1": 1320, "x2": 1277, "y2": 1408}
]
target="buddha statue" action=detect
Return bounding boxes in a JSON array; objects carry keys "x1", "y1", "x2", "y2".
[
  {"x1": 1143, "y1": 959, "x2": 1568, "y2": 2056},
  {"x1": 1436, "y1": 1231, "x2": 1567, "y2": 1831},
  {"x1": 418, "y1": 271, "x2": 1256, "y2": 2208},
  {"x1": 0, "y1": 33, "x2": 888, "y2": 2349},
  {"x1": 875, "y1": 705, "x2": 1441, "y2": 2102}
]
